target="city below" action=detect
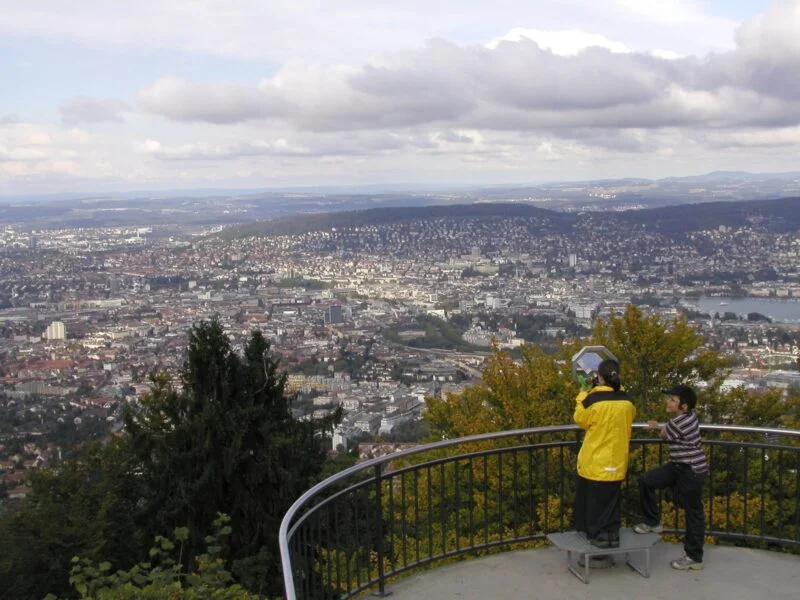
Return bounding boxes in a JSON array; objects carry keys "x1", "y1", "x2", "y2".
[{"x1": 1, "y1": 194, "x2": 799, "y2": 500}]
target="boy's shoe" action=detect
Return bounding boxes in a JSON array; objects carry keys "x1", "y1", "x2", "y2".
[
  {"x1": 633, "y1": 522, "x2": 663, "y2": 534},
  {"x1": 671, "y1": 554, "x2": 704, "y2": 570}
]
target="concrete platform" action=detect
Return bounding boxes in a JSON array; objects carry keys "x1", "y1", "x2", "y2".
[{"x1": 385, "y1": 542, "x2": 800, "y2": 600}]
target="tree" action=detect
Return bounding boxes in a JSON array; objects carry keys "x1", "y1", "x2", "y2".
[
  {"x1": 425, "y1": 303, "x2": 732, "y2": 438},
  {"x1": 125, "y1": 319, "x2": 341, "y2": 597},
  {"x1": 591, "y1": 305, "x2": 730, "y2": 419},
  {"x1": 0, "y1": 439, "x2": 149, "y2": 600},
  {"x1": 706, "y1": 385, "x2": 800, "y2": 430},
  {"x1": 425, "y1": 343, "x2": 576, "y2": 439}
]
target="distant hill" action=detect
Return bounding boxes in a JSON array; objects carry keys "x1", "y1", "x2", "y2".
[
  {"x1": 613, "y1": 196, "x2": 800, "y2": 234},
  {"x1": 222, "y1": 196, "x2": 800, "y2": 239},
  {"x1": 2, "y1": 171, "x2": 799, "y2": 230},
  {"x1": 222, "y1": 202, "x2": 573, "y2": 238}
]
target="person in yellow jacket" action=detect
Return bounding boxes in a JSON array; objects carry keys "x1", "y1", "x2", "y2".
[{"x1": 573, "y1": 358, "x2": 636, "y2": 548}]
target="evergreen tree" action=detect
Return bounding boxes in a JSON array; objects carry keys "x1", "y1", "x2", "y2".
[{"x1": 125, "y1": 319, "x2": 341, "y2": 596}]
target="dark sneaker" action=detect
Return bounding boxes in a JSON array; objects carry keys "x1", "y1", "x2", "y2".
[
  {"x1": 633, "y1": 522, "x2": 663, "y2": 534},
  {"x1": 671, "y1": 555, "x2": 704, "y2": 570}
]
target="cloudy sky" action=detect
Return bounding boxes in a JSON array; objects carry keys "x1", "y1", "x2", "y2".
[{"x1": 2, "y1": 0, "x2": 799, "y2": 196}]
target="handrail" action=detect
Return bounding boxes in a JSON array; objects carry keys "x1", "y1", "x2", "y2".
[{"x1": 279, "y1": 423, "x2": 800, "y2": 599}]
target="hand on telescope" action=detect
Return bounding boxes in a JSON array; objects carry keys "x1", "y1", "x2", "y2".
[{"x1": 577, "y1": 374, "x2": 592, "y2": 391}]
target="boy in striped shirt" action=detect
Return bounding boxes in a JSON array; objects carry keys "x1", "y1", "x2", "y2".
[{"x1": 633, "y1": 385, "x2": 708, "y2": 571}]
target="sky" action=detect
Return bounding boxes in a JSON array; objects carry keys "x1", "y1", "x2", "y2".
[{"x1": 1, "y1": 0, "x2": 799, "y2": 196}]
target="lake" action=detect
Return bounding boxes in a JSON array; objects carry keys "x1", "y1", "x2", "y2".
[{"x1": 684, "y1": 297, "x2": 800, "y2": 323}]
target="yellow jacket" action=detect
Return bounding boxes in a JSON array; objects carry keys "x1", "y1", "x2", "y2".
[{"x1": 574, "y1": 386, "x2": 636, "y2": 482}]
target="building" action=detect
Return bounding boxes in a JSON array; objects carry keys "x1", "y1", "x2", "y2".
[
  {"x1": 568, "y1": 252, "x2": 578, "y2": 267},
  {"x1": 46, "y1": 320, "x2": 66, "y2": 341},
  {"x1": 332, "y1": 426, "x2": 358, "y2": 451},
  {"x1": 378, "y1": 397, "x2": 424, "y2": 434},
  {"x1": 325, "y1": 304, "x2": 344, "y2": 325}
]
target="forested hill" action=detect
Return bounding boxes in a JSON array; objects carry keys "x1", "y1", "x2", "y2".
[
  {"x1": 222, "y1": 202, "x2": 570, "y2": 239},
  {"x1": 222, "y1": 196, "x2": 800, "y2": 239},
  {"x1": 612, "y1": 196, "x2": 800, "y2": 234}
]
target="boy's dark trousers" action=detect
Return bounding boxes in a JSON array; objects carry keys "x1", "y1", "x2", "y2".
[{"x1": 639, "y1": 462, "x2": 706, "y2": 562}]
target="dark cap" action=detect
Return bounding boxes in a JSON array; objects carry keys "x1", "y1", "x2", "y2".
[{"x1": 662, "y1": 384, "x2": 697, "y2": 410}]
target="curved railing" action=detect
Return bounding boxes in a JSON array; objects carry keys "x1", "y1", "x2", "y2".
[{"x1": 279, "y1": 424, "x2": 800, "y2": 599}]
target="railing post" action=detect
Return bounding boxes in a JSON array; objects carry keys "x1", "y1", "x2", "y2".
[{"x1": 373, "y1": 463, "x2": 392, "y2": 597}]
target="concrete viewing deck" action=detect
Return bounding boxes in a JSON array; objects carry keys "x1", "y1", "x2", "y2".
[{"x1": 386, "y1": 542, "x2": 799, "y2": 600}]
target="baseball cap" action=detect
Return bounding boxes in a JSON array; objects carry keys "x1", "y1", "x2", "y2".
[{"x1": 662, "y1": 385, "x2": 697, "y2": 410}]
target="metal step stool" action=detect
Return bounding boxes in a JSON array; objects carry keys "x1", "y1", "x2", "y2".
[{"x1": 546, "y1": 528, "x2": 661, "y2": 583}]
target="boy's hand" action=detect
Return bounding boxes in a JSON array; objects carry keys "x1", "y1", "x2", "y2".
[{"x1": 646, "y1": 420, "x2": 660, "y2": 430}]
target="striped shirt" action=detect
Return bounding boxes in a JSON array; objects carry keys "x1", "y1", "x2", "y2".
[{"x1": 664, "y1": 412, "x2": 708, "y2": 473}]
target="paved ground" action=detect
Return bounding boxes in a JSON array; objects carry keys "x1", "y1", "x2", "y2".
[{"x1": 386, "y1": 542, "x2": 800, "y2": 599}]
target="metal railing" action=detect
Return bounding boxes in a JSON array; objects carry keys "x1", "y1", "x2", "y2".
[{"x1": 279, "y1": 424, "x2": 800, "y2": 599}]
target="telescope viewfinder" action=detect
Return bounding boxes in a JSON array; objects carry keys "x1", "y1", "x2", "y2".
[{"x1": 571, "y1": 345, "x2": 618, "y2": 386}]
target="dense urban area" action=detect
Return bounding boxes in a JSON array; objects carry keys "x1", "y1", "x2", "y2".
[{"x1": 1, "y1": 202, "x2": 799, "y2": 504}]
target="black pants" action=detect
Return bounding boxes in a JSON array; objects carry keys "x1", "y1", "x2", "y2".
[
  {"x1": 639, "y1": 462, "x2": 706, "y2": 562},
  {"x1": 573, "y1": 475, "x2": 621, "y2": 540}
]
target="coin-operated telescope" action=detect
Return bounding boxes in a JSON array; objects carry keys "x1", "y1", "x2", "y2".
[{"x1": 571, "y1": 345, "x2": 618, "y2": 388}]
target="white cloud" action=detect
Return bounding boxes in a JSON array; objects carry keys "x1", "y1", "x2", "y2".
[
  {"x1": 0, "y1": 122, "x2": 118, "y2": 184},
  {"x1": 0, "y1": 146, "x2": 47, "y2": 161},
  {"x1": 135, "y1": 138, "x2": 313, "y2": 160},
  {"x1": 725, "y1": 0, "x2": 800, "y2": 99},
  {"x1": 487, "y1": 28, "x2": 631, "y2": 55},
  {"x1": 3, "y1": 1, "x2": 800, "y2": 193},
  {"x1": 707, "y1": 125, "x2": 800, "y2": 148},
  {"x1": 133, "y1": 130, "x2": 452, "y2": 162},
  {"x1": 134, "y1": 14, "x2": 800, "y2": 133},
  {"x1": 60, "y1": 97, "x2": 132, "y2": 124},
  {"x1": 26, "y1": 131, "x2": 53, "y2": 146},
  {"x1": 136, "y1": 139, "x2": 163, "y2": 154},
  {"x1": 137, "y1": 77, "x2": 287, "y2": 124},
  {"x1": 735, "y1": 0, "x2": 800, "y2": 58},
  {"x1": 650, "y1": 49, "x2": 683, "y2": 60}
]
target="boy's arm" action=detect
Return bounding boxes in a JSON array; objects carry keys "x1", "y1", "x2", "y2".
[
  {"x1": 646, "y1": 419, "x2": 668, "y2": 439},
  {"x1": 649, "y1": 417, "x2": 682, "y2": 441}
]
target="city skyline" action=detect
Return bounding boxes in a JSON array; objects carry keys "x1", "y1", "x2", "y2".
[{"x1": 2, "y1": 1, "x2": 800, "y2": 195}]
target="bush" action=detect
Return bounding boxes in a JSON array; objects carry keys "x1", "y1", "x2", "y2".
[{"x1": 59, "y1": 514, "x2": 268, "y2": 600}]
